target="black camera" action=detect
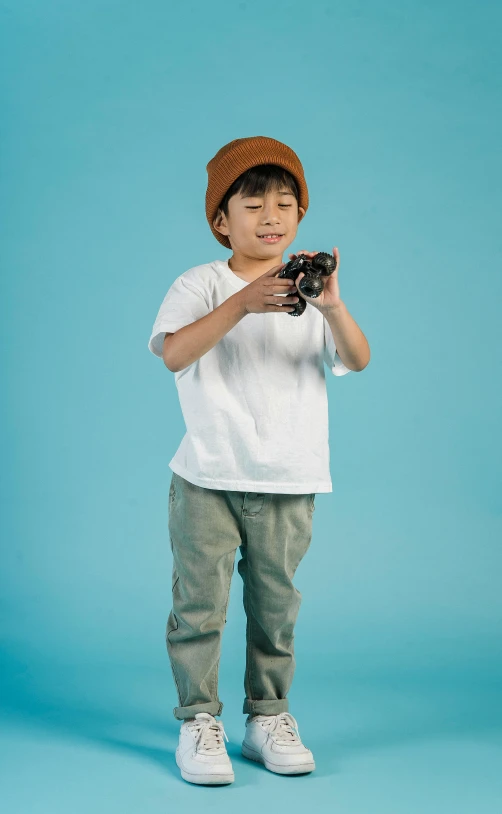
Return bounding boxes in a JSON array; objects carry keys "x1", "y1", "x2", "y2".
[{"x1": 277, "y1": 251, "x2": 336, "y2": 316}]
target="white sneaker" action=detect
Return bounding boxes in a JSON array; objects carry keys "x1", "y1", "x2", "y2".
[
  {"x1": 242, "y1": 712, "x2": 315, "y2": 775},
  {"x1": 175, "y1": 712, "x2": 235, "y2": 785}
]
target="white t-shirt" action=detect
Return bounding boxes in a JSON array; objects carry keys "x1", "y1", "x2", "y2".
[{"x1": 148, "y1": 259, "x2": 351, "y2": 494}]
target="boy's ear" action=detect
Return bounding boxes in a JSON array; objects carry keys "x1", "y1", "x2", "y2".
[{"x1": 213, "y1": 210, "x2": 228, "y2": 236}]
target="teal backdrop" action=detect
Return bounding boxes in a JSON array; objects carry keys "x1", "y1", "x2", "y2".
[{"x1": 1, "y1": 0, "x2": 501, "y2": 810}]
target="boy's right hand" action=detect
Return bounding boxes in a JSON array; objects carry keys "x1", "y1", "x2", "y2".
[{"x1": 237, "y1": 263, "x2": 300, "y2": 315}]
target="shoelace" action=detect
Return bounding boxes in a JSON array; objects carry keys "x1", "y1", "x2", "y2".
[
  {"x1": 252, "y1": 712, "x2": 301, "y2": 745},
  {"x1": 186, "y1": 714, "x2": 229, "y2": 754}
]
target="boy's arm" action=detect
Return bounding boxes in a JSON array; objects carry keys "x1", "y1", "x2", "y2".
[
  {"x1": 162, "y1": 291, "x2": 247, "y2": 372},
  {"x1": 323, "y1": 301, "x2": 370, "y2": 371}
]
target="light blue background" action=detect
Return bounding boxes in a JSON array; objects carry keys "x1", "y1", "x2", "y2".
[{"x1": 1, "y1": 0, "x2": 501, "y2": 810}]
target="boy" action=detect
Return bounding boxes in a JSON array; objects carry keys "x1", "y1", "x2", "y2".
[{"x1": 148, "y1": 136, "x2": 370, "y2": 785}]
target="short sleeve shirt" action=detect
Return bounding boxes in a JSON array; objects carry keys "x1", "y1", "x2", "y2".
[{"x1": 148, "y1": 259, "x2": 351, "y2": 493}]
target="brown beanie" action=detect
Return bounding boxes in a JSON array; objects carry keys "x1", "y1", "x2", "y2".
[{"x1": 206, "y1": 136, "x2": 309, "y2": 249}]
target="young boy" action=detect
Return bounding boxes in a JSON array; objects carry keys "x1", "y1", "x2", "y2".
[{"x1": 148, "y1": 136, "x2": 370, "y2": 785}]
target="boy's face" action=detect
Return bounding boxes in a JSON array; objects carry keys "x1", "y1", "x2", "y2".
[{"x1": 213, "y1": 188, "x2": 305, "y2": 258}]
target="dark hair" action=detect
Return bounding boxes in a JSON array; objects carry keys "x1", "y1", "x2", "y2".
[{"x1": 216, "y1": 163, "x2": 299, "y2": 219}]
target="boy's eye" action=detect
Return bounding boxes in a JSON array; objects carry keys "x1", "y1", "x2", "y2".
[{"x1": 247, "y1": 205, "x2": 291, "y2": 210}]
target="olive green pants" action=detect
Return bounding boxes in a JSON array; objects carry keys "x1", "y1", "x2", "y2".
[{"x1": 166, "y1": 471, "x2": 316, "y2": 722}]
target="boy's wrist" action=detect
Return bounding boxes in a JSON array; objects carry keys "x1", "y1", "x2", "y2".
[
  {"x1": 319, "y1": 300, "x2": 344, "y2": 316},
  {"x1": 231, "y1": 290, "x2": 249, "y2": 319}
]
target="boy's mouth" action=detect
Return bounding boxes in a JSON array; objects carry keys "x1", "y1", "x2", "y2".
[{"x1": 257, "y1": 234, "x2": 284, "y2": 244}]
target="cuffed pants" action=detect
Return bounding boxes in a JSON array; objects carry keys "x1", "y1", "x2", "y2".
[{"x1": 166, "y1": 470, "x2": 316, "y2": 722}]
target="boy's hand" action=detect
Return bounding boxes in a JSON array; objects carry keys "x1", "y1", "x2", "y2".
[
  {"x1": 288, "y1": 247, "x2": 342, "y2": 312},
  {"x1": 237, "y1": 262, "x2": 301, "y2": 315}
]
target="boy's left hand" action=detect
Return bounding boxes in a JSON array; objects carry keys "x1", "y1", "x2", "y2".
[{"x1": 288, "y1": 247, "x2": 342, "y2": 312}]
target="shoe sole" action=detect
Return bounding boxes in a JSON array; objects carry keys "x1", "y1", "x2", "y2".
[
  {"x1": 175, "y1": 748, "x2": 235, "y2": 785},
  {"x1": 241, "y1": 741, "x2": 315, "y2": 774}
]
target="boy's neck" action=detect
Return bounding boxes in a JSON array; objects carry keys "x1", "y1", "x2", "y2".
[{"x1": 228, "y1": 253, "x2": 283, "y2": 282}]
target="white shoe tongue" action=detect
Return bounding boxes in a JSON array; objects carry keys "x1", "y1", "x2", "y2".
[
  {"x1": 191, "y1": 716, "x2": 225, "y2": 752},
  {"x1": 200, "y1": 726, "x2": 223, "y2": 751},
  {"x1": 261, "y1": 715, "x2": 299, "y2": 743}
]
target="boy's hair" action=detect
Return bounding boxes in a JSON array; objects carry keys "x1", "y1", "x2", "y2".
[{"x1": 216, "y1": 163, "x2": 300, "y2": 220}]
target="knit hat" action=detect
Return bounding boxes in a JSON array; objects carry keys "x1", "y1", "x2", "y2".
[{"x1": 206, "y1": 136, "x2": 309, "y2": 249}]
